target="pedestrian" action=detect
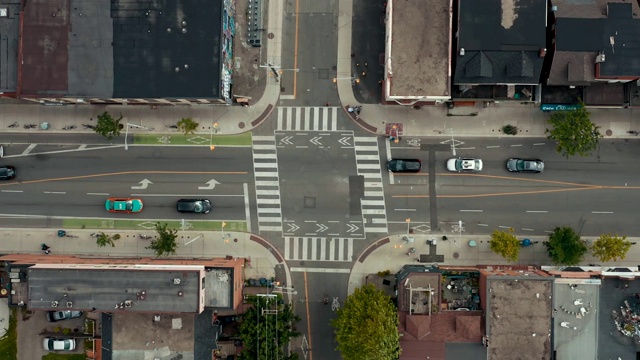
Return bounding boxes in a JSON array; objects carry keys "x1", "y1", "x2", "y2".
[
  {"x1": 44, "y1": 249, "x2": 51, "y2": 255},
  {"x1": 323, "y1": 297, "x2": 329, "y2": 305},
  {"x1": 632, "y1": 242, "x2": 637, "y2": 245},
  {"x1": 41, "y1": 244, "x2": 50, "y2": 251}
]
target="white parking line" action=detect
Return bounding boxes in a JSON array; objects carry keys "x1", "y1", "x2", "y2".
[
  {"x1": 87, "y1": 192, "x2": 109, "y2": 196},
  {"x1": 509, "y1": 144, "x2": 523, "y2": 147},
  {"x1": 486, "y1": 146, "x2": 500, "y2": 148},
  {"x1": 592, "y1": 211, "x2": 613, "y2": 214},
  {"x1": 44, "y1": 191, "x2": 66, "y2": 194},
  {"x1": 526, "y1": 211, "x2": 548, "y2": 213},
  {"x1": 1, "y1": 190, "x2": 23, "y2": 193},
  {"x1": 460, "y1": 209, "x2": 483, "y2": 212}
]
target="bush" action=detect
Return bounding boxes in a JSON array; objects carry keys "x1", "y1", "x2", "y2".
[
  {"x1": 377, "y1": 270, "x2": 391, "y2": 277},
  {"x1": 502, "y1": 124, "x2": 518, "y2": 135}
]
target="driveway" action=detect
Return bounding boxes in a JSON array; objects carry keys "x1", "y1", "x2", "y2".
[{"x1": 17, "y1": 309, "x2": 85, "y2": 359}]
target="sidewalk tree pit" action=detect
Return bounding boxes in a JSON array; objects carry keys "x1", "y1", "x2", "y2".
[
  {"x1": 545, "y1": 100, "x2": 602, "y2": 158},
  {"x1": 94, "y1": 111, "x2": 124, "y2": 140},
  {"x1": 489, "y1": 228, "x2": 520, "y2": 262},
  {"x1": 591, "y1": 233, "x2": 631, "y2": 263},
  {"x1": 145, "y1": 222, "x2": 178, "y2": 257},
  {"x1": 545, "y1": 226, "x2": 588, "y2": 265},
  {"x1": 176, "y1": 117, "x2": 199, "y2": 135}
]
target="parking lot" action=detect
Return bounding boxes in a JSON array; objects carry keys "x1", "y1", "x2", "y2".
[{"x1": 17, "y1": 309, "x2": 85, "y2": 359}]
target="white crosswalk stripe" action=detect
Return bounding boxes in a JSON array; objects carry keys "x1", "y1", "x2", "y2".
[
  {"x1": 284, "y1": 237, "x2": 354, "y2": 262},
  {"x1": 277, "y1": 107, "x2": 340, "y2": 131},
  {"x1": 252, "y1": 136, "x2": 283, "y2": 233},
  {"x1": 354, "y1": 137, "x2": 388, "y2": 234}
]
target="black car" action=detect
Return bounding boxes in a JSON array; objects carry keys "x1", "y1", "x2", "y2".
[
  {"x1": 0, "y1": 166, "x2": 16, "y2": 180},
  {"x1": 387, "y1": 159, "x2": 422, "y2": 173},
  {"x1": 177, "y1": 199, "x2": 212, "y2": 214},
  {"x1": 506, "y1": 158, "x2": 544, "y2": 173}
]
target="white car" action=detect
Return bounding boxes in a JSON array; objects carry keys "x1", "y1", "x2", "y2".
[
  {"x1": 43, "y1": 337, "x2": 76, "y2": 351},
  {"x1": 446, "y1": 158, "x2": 483, "y2": 172}
]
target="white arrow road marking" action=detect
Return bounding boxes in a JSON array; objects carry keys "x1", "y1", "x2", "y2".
[
  {"x1": 198, "y1": 179, "x2": 220, "y2": 190},
  {"x1": 338, "y1": 137, "x2": 351, "y2": 146},
  {"x1": 287, "y1": 223, "x2": 300, "y2": 232},
  {"x1": 316, "y1": 223, "x2": 329, "y2": 232},
  {"x1": 280, "y1": 136, "x2": 294, "y2": 145},
  {"x1": 346, "y1": 224, "x2": 359, "y2": 233},
  {"x1": 310, "y1": 136, "x2": 323, "y2": 145},
  {"x1": 131, "y1": 179, "x2": 153, "y2": 190}
]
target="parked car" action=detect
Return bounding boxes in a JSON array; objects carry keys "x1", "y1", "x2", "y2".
[
  {"x1": 46, "y1": 310, "x2": 83, "y2": 322},
  {"x1": 177, "y1": 199, "x2": 212, "y2": 214},
  {"x1": 0, "y1": 165, "x2": 16, "y2": 180},
  {"x1": 446, "y1": 158, "x2": 483, "y2": 172},
  {"x1": 506, "y1": 158, "x2": 544, "y2": 173},
  {"x1": 43, "y1": 337, "x2": 76, "y2": 351},
  {"x1": 387, "y1": 159, "x2": 422, "y2": 173},
  {"x1": 105, "y1": 198, "x2": 144, "y2": 213}
]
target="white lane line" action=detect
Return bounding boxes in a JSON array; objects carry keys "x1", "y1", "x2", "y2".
[
  {"x1": 498, "y1": 225, "x2": 511, "y2": 229},
  {"x1": 44, "y1": 191, "x2": 66, "y2": 194},
  {"x1": 486, "y1": 145, "x2": 500, "y2": 148},
  {"x1": 458, "y1": 147, "x2": 476, "y2": 150},
  {"x1": 22, "y1": 144, "x2": 37, "y2": 155},
  {"x1": 87, "y1": 192, "x2": 109, "y2": 196},
  {"x1": 1, "y1": 190, "x2": 23, "y2": 193},
  {"x1": 592, "y1": 211, "x2": 613, "y2": 214},
  {"x1": 509, "y1": 144, "x2": 523, "y2": 147},
  {"x1": 477, "y1": 224, "x2": 489, "y2": 227},
  {"x1": 526, "y1": 211, "x2": 548, "y2": 213},
  {"x1": 290, "y1": 267, "x2": 350, "y2": 273},
  {"x1": 394, "y1": 208, "x2": 416, "y2": 211},
  {"x1": 533, "y1": 143, "x2": 546, "y2": 146},
  {"x1": 385, "y1": 137, "x2": 394, "y2": 185},
  {"x1": 460, "y1": 209, "x2": 483, "y2": 212},
  {"x1": 243, "y1": 183, "x2": 252, "y2": 233},
  {"x1": 78, "y1": 144, "x2": 87, "y2": 150},
  {"x1": 295, "y1": 146, "x2": 308, "y2": 149},
  {"x1": 328, "y1": 233, "x2": 340, "y2": 236},
  {"x1": 304, "y1": 220, "x2": 317, "y2": 223},
  {"x1": 130, "y1": 194, "x2": 244, "y2": 197},
  {"x1": 522, "y1": 228, "x2": 534, "y2": 231},
  {"x1": 387, "y1": 220, "x2": 429, "y2": 224}
]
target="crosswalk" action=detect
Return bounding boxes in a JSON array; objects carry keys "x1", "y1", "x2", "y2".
[
  {"x1": 284, "y1": 237, "x2": 354, "y2": 262},
  {"x1": 354, "y1": 137, "x2": 388, "y2": 234},
  {"x1": 277, "y1": 106, "x2": 340, "y2": 131},
  {"x1": 252, "y1": 136, "x2": 283, "y2": 233}
]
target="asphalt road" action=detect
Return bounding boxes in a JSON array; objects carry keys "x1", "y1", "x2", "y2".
[{"x1": 0, "y1": 146, "x2": 253, "y2": 222}]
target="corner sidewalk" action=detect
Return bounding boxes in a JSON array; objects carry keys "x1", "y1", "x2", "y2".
[{"x1": 347, "y1": 233, "x2": 640, "y2": 294}]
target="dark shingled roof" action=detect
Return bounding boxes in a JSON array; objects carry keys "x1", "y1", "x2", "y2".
[
  {"x1": 555, "y1": 2, "x2": 640, "y2": 77},
  {"x1": 454, "y1": 0, "x2": 547, "y2": 85}
]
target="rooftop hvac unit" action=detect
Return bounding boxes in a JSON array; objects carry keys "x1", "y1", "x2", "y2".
[
  {"x1": 459, "y1": 48, "x2": 465, "y2": 56},
  {"x1": 51, "y1": 301, "x2": 59, "y2": 307},
  {"x1": 174, "y1": 278, "x2": 181, "y2": 285},
  {"x1": 125, "y1": 300, "x2": 132, "y2": 308},
  {"x1": 596, "y1": 53, "x2": 606, "y2": 63},
  {"x1": 66, "y1": 302, "x2": 73, "y2": 308}
]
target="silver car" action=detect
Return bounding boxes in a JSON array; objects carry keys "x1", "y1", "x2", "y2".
[
  {"x1": 46, "y1": 310, "x2": 83, "y2": 322},
  {"x1": 506, "y1": 158, "x2": 544, "y2": 173}
]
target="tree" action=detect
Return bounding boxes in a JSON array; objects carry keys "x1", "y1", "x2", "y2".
[
  {"x1": 591, "y1": 233, "x2": 631, "y2": 262},
  {"x1": 332, "y1": 284, "x2": 400, "y2": 360},
  {"x1": 96, "y1": 232, "x2": 120, "y2": 247},
  {"x1": 238, "y1": 295, "x2": 300, "y2": 360},
  {"x1": 146, "y1": 222, "x2": 178, "y2": 257},
  {"x1": 490, "y1": 228, "x2": 520, "y2": 262},
  {"x1": 94, "y1": 111, "x2": 123, "y2": 140},
  {"x1": 545, "y1": 226, "x2": 588, "y2": 265},
  {"x1": 176, "y1": 117, "x2": 199, "y2": 135},
  {"x1": 545, "y1": 101, "x2": 602, "y2": 158}
]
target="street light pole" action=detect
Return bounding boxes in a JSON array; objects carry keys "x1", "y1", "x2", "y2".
[
  {"x1": 124, "y1": 123, "x2": 148, "y2": 150},
  {"x1": 406, "y1": 218, "x2": 411, "y2": 235}
]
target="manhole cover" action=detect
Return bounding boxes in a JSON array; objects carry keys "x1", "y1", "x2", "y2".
[
  {"x1": 453, "y1": 252, "x2": 459, "y2": 259},
  {"x1": 606, "y1": 129, "x2": 612, "y2": 136},
  {"x1": 267, "y1": 33, "x2": 274, "y2": 39},
  {"x1": 238, "y1": 122, "x2": 245, "y2": 129},
  {"x1": 304, "y1": 196, "x2": 316, "y2": 208}
]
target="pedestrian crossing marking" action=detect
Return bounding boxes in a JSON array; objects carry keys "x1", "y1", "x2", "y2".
[
  {"x1": 285, "y1": 237, "x2": 354, "y2": 262},
  {"x1": 277, "y1": 107, "x2": 340, "y2": 131},
  {"x1": 353, "y1": 137, "x2": 388, "y2": 234},
  {"x1": 252, "y1": 136, "x2": 283, "y2": 233}
]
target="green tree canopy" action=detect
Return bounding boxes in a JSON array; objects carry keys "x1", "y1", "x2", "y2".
[
  {"x1": 545, "y1": 101, "x2": 602, "y2": 158},
  {"x1": 545, "y1": 226, "x2": 588, "y2": 265},
  {"x1": 591, "y1": 233, "x2": 631, "y2": 263},
  {"x1": 490, "y1": 228, "x2": 520, "y2": 262},
  {"x1": 146, "y1": 222, "x2": 178, "y2": 257},
  {"x1": 332, "y1": 284, "x2": 400, "y2": 360},
  {"x1": 94, "y1": 111, "x2": 123, "y2": 140},
  {"x1": 238, "y1": 295, "x2": 300, "y2": 360},
  {"x1": 176, "y1": 117, "x2": 199, "y2": 135}
]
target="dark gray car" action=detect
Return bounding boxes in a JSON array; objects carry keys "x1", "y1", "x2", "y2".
[
  {"x1": 506, "y1": 158, "x2": 544, "y2": 173},
  {"x1": 177, "y1": 199, "x2": 212, "y2": 213}
]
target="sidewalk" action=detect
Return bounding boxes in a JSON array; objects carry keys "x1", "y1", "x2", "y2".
[
  {"x1": 0, "y1": 228, "x2": 285, "y2": 282},
  {"x1": 347, "y1": 233, "x2": 640, "y2": 294}
]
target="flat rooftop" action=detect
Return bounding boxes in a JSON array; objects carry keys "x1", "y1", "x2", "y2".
[
  {"x1": 0, "y1": 1, "x2": 19, "y2": 92},
  {"x1": 486, "y1": 276, "x2": 553, "y2": 360},
  {"x1": 19, "y1": 0, "x2": 223, "y2": 98},
  {"x1": 388, "y1": 0, "x2": 451, "y2": 98},
  {"x1": 27, "y1": 265, "x2": 202, "y2": 313}
]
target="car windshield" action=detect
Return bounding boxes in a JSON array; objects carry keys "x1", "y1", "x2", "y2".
[
  {"x1": 115, "y1": 201, "x2": 132, "y2": 211},
  {"x1": 193, "y1": 202, "x2": 203, "y2": 212}
]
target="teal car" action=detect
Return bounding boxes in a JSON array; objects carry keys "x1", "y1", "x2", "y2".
[{"x1": 105, "y1": 198, "x2": 144, "y2": 213}]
